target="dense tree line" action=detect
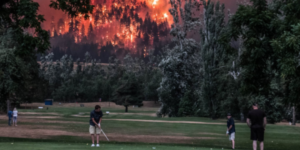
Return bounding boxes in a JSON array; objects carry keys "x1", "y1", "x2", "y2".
[
  {"x1": 39, "y1": 52, "x2": 162, "y2": 112},
  {"x1": 48, "y1": 32, "x2": 165, "y2": 62},
  {"x1": 157, "y1": 0, "x2": 300, "y2": 124}
]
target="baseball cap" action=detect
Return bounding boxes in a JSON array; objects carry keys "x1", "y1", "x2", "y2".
[{"x1": 227, "y1": 113, "x2": 231, "y2": 116}]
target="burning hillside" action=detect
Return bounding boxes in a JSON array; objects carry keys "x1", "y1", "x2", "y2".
[
  {"x1": 40, "y1": 0, "x2": 172, "y2": 60},
  {"x1": 34, "y1": 0, "x2": 238, "y2": 61}
]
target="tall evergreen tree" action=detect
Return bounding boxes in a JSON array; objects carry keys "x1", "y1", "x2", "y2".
[
  {"x1": 88, "y1": 23, "x2": 96, "y2": 42},
  {"x1": 157, "y1": 0, "x2": 201, "y2": 117},
  {"x1": 199, "y1": 0, "x2": 227, "y2": 119},
  {"x1": 81, "y1": 24, "x2": 85, "y2": 37},
  {"x1": 223, "y1": 37, "x2": 248, "y2": 121}
]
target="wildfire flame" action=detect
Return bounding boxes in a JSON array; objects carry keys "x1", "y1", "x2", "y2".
[
  {"x1": 152, "y1": 0, "x2": 158, "y2": 8},
  {"x1": 164, "y1": 13, "x2": 168, "y2": 18},
  {"x1": 46, "y1": 0, "x2": 171, "y2": 55}
]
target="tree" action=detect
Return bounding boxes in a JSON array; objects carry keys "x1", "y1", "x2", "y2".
[
  {"x1": 157, "y1": 0, "x2": 201, "y2": 117},
  {"x1": 123, "y1": 53, "x2": 162, "y2": 102},
  {"x1": 229, "y1": 0, "x2": 276, "y2": 97},
  {"x1": 111, "y1": 73, "x2": 143, "y2": 112},
  {"x1": 0, "y1": 0, "x2": 94, "y2": 111},
  {"x1": 40, "y1": 52, "x2": 106, "y2": 102},
  {"x1": 88, "y1": 23, "x2": 96, "y2": 41},
  {"x1": 227, "y1": 0, "x2": 284, "y2": 123},
  {"x1": 222, "y1": 37, "x2": 248, "y2": 121},
  {"x1": 271, "y1": 23, "x2": 300, "y2": 125},
  {"x1": 81, "y1": 24, "x2": 85, "y2": 37},
  {"x1": 50, "y1": 0, "x2": 94, "y2": 19},
  {"x1": 199, "y1": 0, "x2": 228, "y2": 119},
  {"x1": 269, "y1": 0, "x2": 300, "y2": 125},
  {"x1": 0, "y1": 29, "x2": 27, "y2": 111}
]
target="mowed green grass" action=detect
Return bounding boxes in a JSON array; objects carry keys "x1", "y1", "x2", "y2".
[
  {"x1": 1, "y1": 105, "x2": 300, "y2": 150},
  {"x1": 0, "y1": 142, "x2": 232, "y2": 150},
  {"x1": 20, "y1": 106, "x2": 222, "y2": 122}
]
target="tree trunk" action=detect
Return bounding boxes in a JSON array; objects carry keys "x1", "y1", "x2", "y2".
[
  {"x1": 125, "y1": 106, "x2": 128, "y2": 112},
  {"x1": 240, "y1": 113, "x2": 244, "y2": 122},
  {"x1": 292, "y1": 106, "x2": 296, "y2": 125},
  {"x1": 7, "y1": 100, "x2": 10, "y2": 113},
  {"x1": 240, "y1": 108, "x2": 245, "y2": 122},
  {"x1": 0, "y1": 92, "x2": 9, "y2": 112}
]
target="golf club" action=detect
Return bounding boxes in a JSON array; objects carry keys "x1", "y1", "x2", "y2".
[{"x1": 101, "y1": 129, "x2": 109, "y2": 141}]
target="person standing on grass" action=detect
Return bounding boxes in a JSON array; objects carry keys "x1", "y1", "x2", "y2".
[
  {"x1": 13, "y1": 108, "x2": 18, "y2": 126},
  {"x1": 226, "y1": 113, "x2": 236, "y2": 149},
  {"x1": 7, "y1": 109, "x2": 13, "y2": 126},
  {"x1": 247, "y1": 103, "x2": 267, "y2": 150},
  {"x1": 89, "y1": 105, "x2": 103, "y2": 147}
]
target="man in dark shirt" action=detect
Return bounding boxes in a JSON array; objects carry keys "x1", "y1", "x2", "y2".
[
  {"x1": 226, "y1": 113, "x2": 236, "y2": 149},
  {"x1": 247, "y1": 103, "x2": 267, "y2": 150},
  {"x1": 89, "y1": 105, "x2": 103, "y2": 147}
]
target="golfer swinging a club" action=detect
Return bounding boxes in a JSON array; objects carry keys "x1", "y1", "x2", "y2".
[{"x1": 89, "y1": 105, "x2": 103, "y2": 147}]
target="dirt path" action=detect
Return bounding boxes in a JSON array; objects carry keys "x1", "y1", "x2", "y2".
[
  {"x1": 72, "y1": 112, "x2": 156, "y2": 117},
  {"x1": 104, "y1": 119, "x2": 226, "y2": 125},
  {"x1": 275, "y1": 122, "x2": 300, "y2": 127},
  {"x1": 0, "y1": 124, "x2": 217, "y2": 144},
  {"x1": 105, "y1": 134, "x2": 218, "y2": 144},
  {"x1": 0, "y1": 115, "x2": 219, "y2": 144},
  {"x1": 20, "y1": 101, "x2": 160, "y2": 108},
  {"x1": 0, "y1": 125, "x2": 86, "y2": 139},
  {"x1": 0, "y1": 115, "x2": 84, "y2": 124},
  {"x1": 18, "y1": 112, "x2": 61, "y2": 115},
  {"x1": 0, "y1": 115, "x2": 224, "y2": 125}
]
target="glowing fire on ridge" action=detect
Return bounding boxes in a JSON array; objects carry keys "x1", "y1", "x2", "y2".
[
  {"x1": 164, "y1": 13, "x2": 168, "y2": 18},
  {"x1": 46, "y1": 0, "x2": 171, "y2": 56},
  {"x1": 152, "y1": 0, "x2": 158, "y2": 8}
]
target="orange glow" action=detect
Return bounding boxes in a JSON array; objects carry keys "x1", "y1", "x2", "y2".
[
  {"x1": 164, "y1": 13, "x2": 168, "y2": 18},
  {"x1": 153, "y1": 0, "x2": 158, "y2": 5},
  {"x1": 45, "y1": 0, "x2": 172, "y2": 51}
]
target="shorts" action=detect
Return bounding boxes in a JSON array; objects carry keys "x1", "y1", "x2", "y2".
[
  {"x1": 13, "y1": 117, "x2": 17, "y2": 122},
  {"x1": 89, "y1": 125, "x2": 101, "y2": 135},
  {"x1": 229, "y1": 132, "x2": 235, "y2": 141},
  {"x1": 251, "y1": 128, "x2": 264, "y2": 141}
]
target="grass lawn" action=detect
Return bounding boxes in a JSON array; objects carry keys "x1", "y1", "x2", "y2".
[
  {"x1": 1, "y1": 104, "x2": 300, "y2": 150},
  {"x1": 0, "y1": 141, "x2": 233, "y2": 150}
]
